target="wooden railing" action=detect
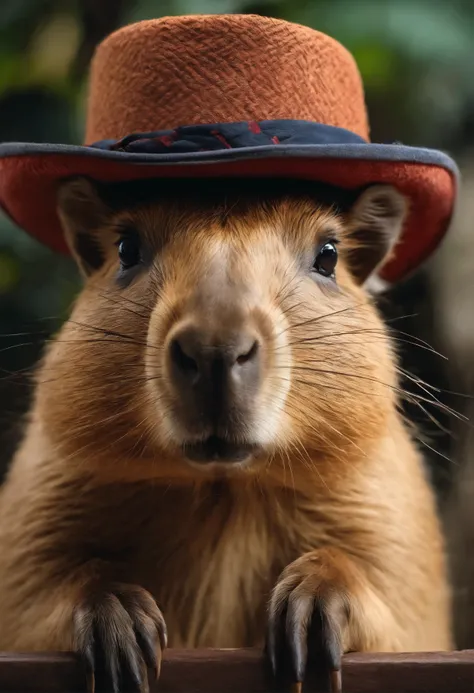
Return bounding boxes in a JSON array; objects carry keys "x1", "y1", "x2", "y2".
[{"x1": 0, "y1": 649, "x2": 473, "y2": 692}]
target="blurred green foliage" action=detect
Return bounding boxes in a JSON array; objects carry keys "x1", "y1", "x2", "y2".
[{"x1": 0, "y1": 0, "x2": 472, "y2": 480}]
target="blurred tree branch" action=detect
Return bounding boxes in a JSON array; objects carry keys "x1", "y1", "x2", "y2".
[{"x1": 70, "y1": 0, "x2": 128, "y2": 82}]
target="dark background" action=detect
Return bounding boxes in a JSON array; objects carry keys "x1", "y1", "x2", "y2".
[{"x1": 1, "y1": 0, "x2": 474, "y2": 503}]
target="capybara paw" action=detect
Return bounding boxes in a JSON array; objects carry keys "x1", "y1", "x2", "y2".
[
  {"x1": 266, "y1": 554, "x2": 352, "y2": 693},
  {"x1": 73, "y1": 582, "x2": 167, "y2": 693}
]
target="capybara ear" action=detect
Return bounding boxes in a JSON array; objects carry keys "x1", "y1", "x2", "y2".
[
  {"x1": 56, "y1": 176, "x2": 111, "y2": 277},
  {"x1": 345, "y1": 184, "x2": 408, "y2": 288}
]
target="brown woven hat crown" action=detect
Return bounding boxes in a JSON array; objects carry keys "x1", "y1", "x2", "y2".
[{"x1": 85, "y1": 14, "x2": 369, "y2": 144}]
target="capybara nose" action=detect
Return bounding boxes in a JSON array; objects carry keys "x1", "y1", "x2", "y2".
[
  {"x1": 168, "y1": 324, "x2": 260, "y2": 421},
  {"x1": 169, "y1": 325, "x2": 259, "y2": 385}
]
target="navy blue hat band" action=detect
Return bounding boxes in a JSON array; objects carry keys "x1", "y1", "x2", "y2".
[{"x1": 91, "y1": 119, "x2": 367, "y2": 155}]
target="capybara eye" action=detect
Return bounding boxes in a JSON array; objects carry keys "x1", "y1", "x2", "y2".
[
  {"x1": 313, "y1": 242, "x2": 338, "y2": 278},
  {"x1": 117, "y1": 234, "x2": 141, "y2": 269}
]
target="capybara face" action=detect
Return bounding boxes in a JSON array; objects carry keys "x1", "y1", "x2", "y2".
[{"x1": 40, "y1": 177, "x2": 406, "y2": 481}]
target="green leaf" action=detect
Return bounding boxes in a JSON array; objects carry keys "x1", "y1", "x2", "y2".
[{"x1": 0, "y1": 253, "x2": 20, "y2": 293}]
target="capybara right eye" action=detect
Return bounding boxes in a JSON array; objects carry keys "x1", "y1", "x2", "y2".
[{"x1": 118, "y1": 234, "x2": 141, "y2": 269}]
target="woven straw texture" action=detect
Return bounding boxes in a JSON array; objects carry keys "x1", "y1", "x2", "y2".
[{"x1": 85, "y1": 14, "x2": 369, "y2": 144}]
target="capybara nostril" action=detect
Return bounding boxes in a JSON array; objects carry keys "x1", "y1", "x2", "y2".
[
  {"x1": 236, "y1": 339, "x2": 259, "y2": 365},
  {"x1": 169, "y1": 336, "x2": 199, "y2": 382}
]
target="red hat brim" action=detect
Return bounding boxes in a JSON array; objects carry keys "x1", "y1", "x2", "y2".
[{"x1": 0, "y1": 142, "x2": 458, "y2": 284}]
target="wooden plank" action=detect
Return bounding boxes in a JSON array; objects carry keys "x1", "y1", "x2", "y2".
[
  {"x1": 0, "y1": 649, "x2": 473, "y2": 693},
  {"x1": 0, "y1": 652, "x2": 84, "y2": 693}
]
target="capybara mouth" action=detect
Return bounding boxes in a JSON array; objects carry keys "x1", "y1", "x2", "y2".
[{"x1": 183, "y1": 436, "x2": 258, "y2": 464}]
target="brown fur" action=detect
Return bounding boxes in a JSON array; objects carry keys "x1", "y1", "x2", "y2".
[{"x1": 0, "y1": 179, "x2": 451, "y2": 671}]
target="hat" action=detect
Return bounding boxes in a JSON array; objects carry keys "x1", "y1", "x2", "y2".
[{"x1": 0, "y1": 14, "x2": 458, "y2": 284}]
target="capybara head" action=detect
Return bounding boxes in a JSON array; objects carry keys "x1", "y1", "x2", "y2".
[{"x1": 37, "y1": 176, "x2": 407, "y2": 482}]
